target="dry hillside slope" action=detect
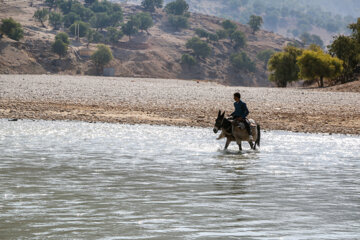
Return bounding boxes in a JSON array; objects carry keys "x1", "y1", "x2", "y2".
[{"x1": 0, "y1": 0, "x2": 296, "y2": 86}]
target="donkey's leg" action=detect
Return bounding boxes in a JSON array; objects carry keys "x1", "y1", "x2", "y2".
[
  {"x1": 236, "y1": 140, "x2": 242, "y2": 151},
  {"x1": 224, "y1": 138, "x2": 231, "y2": 150},
  {"x1": 249, "y1": 141, "x2": 255, "y2": 150}
]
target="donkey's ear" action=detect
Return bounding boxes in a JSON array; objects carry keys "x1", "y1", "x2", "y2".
[
  {"x1": 221, "y1": 111, "x2": 225, "y2": 117},
  {"x1": 218, "y1": 110, "x2": 221, "y2": 117}
]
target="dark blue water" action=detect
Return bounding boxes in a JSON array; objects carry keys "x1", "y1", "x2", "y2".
[{"x1": 0, "y1": 119, "x2": 359, "y2": 239}]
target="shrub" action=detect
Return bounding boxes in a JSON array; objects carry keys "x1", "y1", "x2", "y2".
[
  {"x1": 185, "y1": 37, "x2": 211, "y2": 58},
  {"x1": 195, "y1": 28, "x2": 209, "y2": 38},
  {"x1": 52, "y1": 39, "x2": 68, "y2": 59},
  {"x1": 0, "y1": 18, "x2": 24, "y2": 41},
  {"x1": 141, "y1": 0, "x2": 163, "y2": 12},
  {"x1": 181, "y1": 54, "x2": 196, "y2": 66},
  {"x1": 230, "y1": 52, "x2": 255, "y2": 72},
  {"x1": 222, "y1": 19, "x2": 237, "y2": 34},
  {"x1": 168, "y1": 14, "x2": 188, "y2": 30},
  {"x1": 55, "y1": 32, "x2": 70, "y2": 45},
  {"x1": 207, "y1": 33, "x2": 219, "y2": 42},
  {"x1": 91, "y1": 44, "x2": 113, "y2": 74},
  {"x1": 216, "y1": 29, "x2": 227, "y2": 40},
  {"x1": 165, "y1": 0, "x2": 189, "y2": 15},
  {"x1": 49, "y1": 12, "x2": 63, "y2": 30},
  {"x1": 230, "y1": 30, "x2": 246, "y2": 48}
]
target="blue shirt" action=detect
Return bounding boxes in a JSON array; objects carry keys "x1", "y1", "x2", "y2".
[{"x1": 231, "y1": 100, "x2": 249, "y2": 119}]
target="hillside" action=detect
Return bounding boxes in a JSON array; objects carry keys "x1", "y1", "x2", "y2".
[
  {"x1": 122, "y1": 0, "x2": 357, "y2": 45},
  {"x1": 0, "y1": 0, "x2": 297, "y2": 86}
]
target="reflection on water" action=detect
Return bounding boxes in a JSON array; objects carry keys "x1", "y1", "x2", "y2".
[{"x1": 0, "y1": 119, "x2": 359, "y2": 239}]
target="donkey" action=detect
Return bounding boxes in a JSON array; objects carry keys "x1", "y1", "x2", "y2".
[{"x1": 213, "y1": 110, "x2": 260, "y2": 151}]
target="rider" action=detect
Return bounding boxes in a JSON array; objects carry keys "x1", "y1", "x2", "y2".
[{"x1": 230, "y1": 92, "x2": 252, "y2": 140}]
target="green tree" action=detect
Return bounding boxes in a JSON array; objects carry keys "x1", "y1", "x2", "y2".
[
  {"x1": 165, "y1": 0, "x2": 189, "y2": 15},
  {"x1": 216, "y1": 29, "x2": 228, "y2": 40},
  {"x1": 0, "y1": 18, "x2": 24, "y2": 41},
  {"x1": 87, "y1": 29, "x2": 104, "y2": 47},
  {"x1": 55, "y1": 32, "x2": 70, "y2": 45},
  {"x1": 49, "y1": 12, "x2": 63, "y2": 30},
  {"x1": 297, "y1": 49, "x2": 343, "y2": 87},
  {"x1": 185, "y1": 37, "x2": 211, "y2": 58},
  {"x1": 328, "y1": 35, "x2": 360, "y2": 83},
  {"x1": 222, "y1": 20, "x2": 237, "y2": 35},
  {"x1": 168, "y1": 15, "x2": 189, "y2": 30},
  {"x1": 85, "y1": 0, "x2": 97, "y2": 6},
  {"x1": 300, "y1": 32, "x2": 324, "y2": 48},
  {"x1": 257, "y1": 49, "x2": 275, "y2": 68},
  {"x1": 33, "y1": 8, "x2": 49, "y2": 28},
  {"x1": 267, "y1": 46, "x2": 303, "y2": 87},
  {"x1": 90, "y1": 12, "x2": 110, "y2": 30},
  {"x1": 207, "y1": 33, "x2": 219, "y2": 42},
  {"x1": 248, "y1": 15, "x2": 263, "y2": 33},
  {"x1": 121, "y1": 15, "x2": 140, "y2": 40},
  {"x1": 141, "y1": 0, "x2": 163, "y2": 12},
  {"x1": 69, "y1": 21, "x2": 89, "y2": 38},
  {"x1": 136, "y1": 12, "x2": 153, "y2": 34},
  {"x1": 230, "y1": 52, "x2": 256, "y2": 72},
  {"x1": 230, "y1": 30, "x2": 246, "y2": 49},
  {"x1": 106, "y1": 27, "x2": 123, "y2": 44},
  {"x1": 91, "y1": 44, "x2": 113, "y2": 74},
  {"x1": 348, "y1": 17, "x2": 360, "y2": 42},
  {"x1": 195, "y1": 28, "x2": 209, "y2": 38},
  {"x1": 63, "y1": 12, "x2": 81, "y2": 28},
  {"x1": 181, "y1": 54, "x2": 196, "y2": 67},
  {"x1": 52, "y1": 39, "x2": 68, "y2": 59}
]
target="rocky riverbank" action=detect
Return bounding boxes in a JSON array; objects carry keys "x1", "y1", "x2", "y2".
[{"x1": 1, "y1": 75, "x2": 359, "y2": 135}]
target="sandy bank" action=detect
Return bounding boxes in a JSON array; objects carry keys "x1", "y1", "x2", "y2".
[{"x1": 1, "y1": 75, "x2": 359, "y2": 135}]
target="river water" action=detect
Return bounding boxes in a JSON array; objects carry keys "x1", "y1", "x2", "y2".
[{"x1": 0, "y1": 119, "x2": 359, "y2": 239}]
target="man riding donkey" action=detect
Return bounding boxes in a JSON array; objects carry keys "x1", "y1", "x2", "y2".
[
  {"x1": 213, "y1": 92, "x2": 260, "y2": 150},
  {"x1": 230, "y1": 92, "x2": 253, "y2": 141}
]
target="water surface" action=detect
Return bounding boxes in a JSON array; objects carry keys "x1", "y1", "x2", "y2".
[{"x1": 0, "y1": 120, "x2": 359, "y2": 239}]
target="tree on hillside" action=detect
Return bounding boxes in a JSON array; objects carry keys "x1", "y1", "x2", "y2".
[
  {"x1": 165, "y1": 0, "x2": 189, "y2": 15},
  {"x1": 328, "y1": 35, "x2": 360, "y2": 83},
  {"x1": 122, "y1": 15, "x2": 140, "y2": 40},
  {"x1": 297, "y1": 49, "x2": 343, "y2": 87},
  {"x1": 216, "y1": 29, "x2": 228, "y2": 40},
  {"x1": 45, "y1": 0, "x2": 60, "y2": 10},
  {"x1": 55, "y1": 32, "x2": 70, "y2": 45},
  {"x1": 348, "y1": 17, "x2": 360, "y2": 42},
  {"x1": 141, "y1": 0, "x2": 163, "y2": 12},
  {"x1": 195, "y1": 28, "x2": 209, "y2": 38},
  {"x1": 222, "y1": 20, "x2": 237, "y2": 35},
  {"x1": 69, "y1": 21, "x2": 90, "y2": 38},
  {"x1": 33, "y1": 8, "x2": 49, "y2": 28},
  {"x1": 257, "y1": 49, "x2": 275, "y2": 68},
  {"x1": 185, "y1": 37, "x2": 211, "y2": 58},
  {"x1": 85, "y1": 0, "x2": 97, "y2": 6},
  {"x1": 230, "y1": 52, "x2": 256, "y2": 72},
  {"x1": 49, "y1": 12, "x2": 63, "y2": 30},
  {"x1": 63, "y1": 12, "x2": 81, "y2": 28},
  {"x1": 86, "y1": 29, "x2": 104, "y2": 47},
  {"x1": 168, "y1": 14, "x2": 189, "y2": 30},
  {"x1": 52, "y1": 39, "x2": 68, "y2": 59},
  {"x1": 230, "y1": 30, "x2": 246, "y2": 49},
  {"x1": 0, "y1": 18, "x2": 24, "y2": 41},
  {"x1": 300, "y1": 32, "x2": 324, "y2": 48},
  {"x1": 90, "y1": 12, "x2": 110, "y2": 30},
  {"x1": 248, "y1": 15, "x2": 263, "y2": 33},
  {"x1": 267, "y1": 46, "x2": 303, "y2": 87},
  {"x1": 106, "y1": 27, "x2": 123, "y2": 44},
  {"x1": 91, "y1": 44, "x2": 113, "y2": 75},
  {"x1": 137, "y1": 12, "x2": 154, "y2": 34},
  {"x1": 181, "y1": 54, "x2": 196, "y2": 68}
]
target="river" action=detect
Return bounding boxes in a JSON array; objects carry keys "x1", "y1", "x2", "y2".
[{"x1": 0, "y1": 119, "x2": 359, "y2": 239}]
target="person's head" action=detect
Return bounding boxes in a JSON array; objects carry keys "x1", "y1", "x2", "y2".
[{"x1": 233, "y1": 92, "x2": 241, "y2": 102}]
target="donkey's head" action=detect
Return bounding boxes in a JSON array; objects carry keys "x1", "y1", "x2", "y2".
[{"x1": 213, "y1": 110, "x2": 225, "y2": 133}]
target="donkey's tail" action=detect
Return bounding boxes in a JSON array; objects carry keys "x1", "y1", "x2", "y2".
[{"x1": 255, "y1": 124, "x2": 260, "y2": 148}]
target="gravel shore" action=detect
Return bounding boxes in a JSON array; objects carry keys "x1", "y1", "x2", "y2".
[{"x1": 1, "y1": 75, "x2": 359, "y2": 134}]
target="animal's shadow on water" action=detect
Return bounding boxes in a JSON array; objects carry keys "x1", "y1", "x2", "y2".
[{"x1": 216, "y1": 148, "x2": 260, "y2": 161}]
